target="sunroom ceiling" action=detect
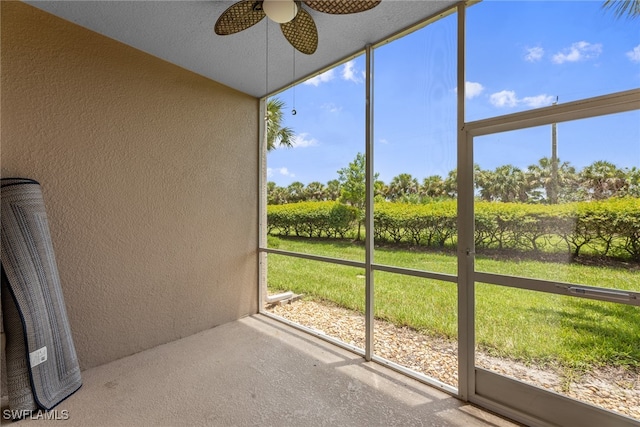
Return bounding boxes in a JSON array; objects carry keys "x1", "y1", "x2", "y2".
[{"x1": 26, "y1": 0, "x2": 459, "y2": 98}]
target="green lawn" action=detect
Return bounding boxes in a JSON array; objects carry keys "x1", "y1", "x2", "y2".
[{"x1": 267, "y1": 236, "x2": 640, "y2": 370}]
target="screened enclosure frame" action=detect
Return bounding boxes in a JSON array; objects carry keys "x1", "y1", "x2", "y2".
[
  {"x1": 258, "y1": 2, "x2": 640, "y2": 425},
  {"x1": 461, "y1": 88, "x2": 640, "y2": 427}
]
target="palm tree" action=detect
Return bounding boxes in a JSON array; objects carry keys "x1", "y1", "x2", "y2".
[
  {"x1": 305, "y1": 181, "x2": 326, "y2": 201},
  {"x1": 374, "y1": 179, "x2": 388, "y2": 201},
  {"x1": 267, "y1": 181, "x2": 289, "y2": 204},
  {"x1": 267, "y1": 181, "x2": 276, "y2": 203},
  {"x1": 482, "y1": 165, "x2": 529, "y2": 203},
  {"x1": 421, "y1": 175, "x2": 446, "y2": 199},
  {"x1": 475, "y1": 168, "x2": 496, "y2": 201},
  {"x1": 326, "y1": 179, "x2": 342, "y2": 201},
  {"x1": 387, "y1": 173, "x2": 419, "y2": 201},
  {"x1": 286, "y1": 181, "x2": 306, "y2": 203},
  {"x1": 623, "y1": 167, "x2": 640, "y2": 197},
  {"x1": 526, "y1": 157, "x2": 578, "y2": 204},
  {"x1": 580, "y1": 160, "x2": 626, "y2": 200},
  {"x1": 444, "y1": 169, "x2": 458, "y2": 199},
  {"x1": 603, "y1": 0, "x2": 640, "y2": 18},
  {"x1": 266, "y1": 98, "x2": 294, "y2": 152}
]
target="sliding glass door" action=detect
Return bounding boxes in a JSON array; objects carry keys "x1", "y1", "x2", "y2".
[{"x1": 466, "y1": 96, "x2": 640, "y2": 426}]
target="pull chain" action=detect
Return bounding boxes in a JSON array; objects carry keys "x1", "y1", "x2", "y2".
[
  {"x1": 292, "y1": 44, "x2": 297, "y2": 115},
  {"x1": 265, "y1": 19, "x2": 269, "y2": 122}
]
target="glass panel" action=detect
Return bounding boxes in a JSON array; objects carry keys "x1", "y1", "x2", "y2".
[
  {"x1": 266, "y1": 56, "x2": 365, "y2": 262},
  {"x1": 467, "y1": 1, "x2": 640, "y2": 121},
  {"x1": 373, "y1": 12, "x2": 457, "y2": 273},
  {"x1": 266, "y1": 254, "x2": 365, "y2": 349},
  {"x1": 374, "y1": 271, "x2": 458, "y2": 388},
  {"x1": 474, "y1": 111, "x2": 640, "y2": 292},
  {"x1": 476, "y1": 283, "x2": 640, "y2": 421}
]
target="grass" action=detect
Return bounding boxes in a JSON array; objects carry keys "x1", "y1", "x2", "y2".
[{"x1": 267, "y1": 235, "x2": 640, "y2": 371}]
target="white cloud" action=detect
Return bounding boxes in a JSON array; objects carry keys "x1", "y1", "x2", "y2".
[
  {"x1": 379, "y1": 138, "x2": 389, "y2": 145},
  {"x1": 342, "y1": 60, "x2": 362, "y2": 83},
  {"x1": 489, "y1": 90, "x2": 519, "y2": 107},
  {"x1": 521, "y1": 94, "x2": 556, "y2": 108},
  {"x1": 267, "y1": 167, "x2": 295, "y2": 178},
  {"x1": 303, "y1": 69, "x2": 335, "y2": 86},
  {"x1": 291, "y1": 133, "x2": 318, "y2": 148},
  {"x1": 465, "y1": 81, "x2": 485, "y2": 99},
  {"x1": 552, "y1": 41, "x2": 602, "y2": 64},
  {"x1": 525, "y1": 46, "x2": 544, "y2": 62},
  {"x1": 627, "y1": 44, "x2": 640, "y2": 63},
  {"x1": 490, "y1": 90, "x2": 554, "y2": 108},
  {"x1": 453, "y1": 81, "x2": 485, "y2": 99}
]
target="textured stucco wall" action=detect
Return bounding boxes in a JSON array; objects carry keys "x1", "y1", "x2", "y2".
[{"x1": 0, "y1": 2, "x2": 259, "y2": 370}]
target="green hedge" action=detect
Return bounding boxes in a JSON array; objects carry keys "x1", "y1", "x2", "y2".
[
  {"x1": 472, "y1": 199, "x2": 640, "y2": 259},
  {"x1": 267, "y1": 201, "x2": 359, "y2": 238},
  {"x1": 267, "y1": 198, "x2": 640, "y2": 260},
  {"x1": 374, "y1": 201, "x2": 457, "y2": 247}
]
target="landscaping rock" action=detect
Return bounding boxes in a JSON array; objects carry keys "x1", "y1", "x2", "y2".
[{"x1": 267, "y1": 299, "x2": 639, "y2": 421}]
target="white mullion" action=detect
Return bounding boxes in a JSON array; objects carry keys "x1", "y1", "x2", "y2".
[
  {"x1": 365, "y1": 44, "x2": 375, "y2": 362},
  {"x1": 373, "y1": 264, "x2": 457, "y2": 283},
  {"x1": 261, "y1": 247, "x2": 365, "y2": 269},
  {"x1": 258, "y1": 97, "x2": 267, "y2": 314},
  {"x1": 456, "y1": 2, "x2": 475, "y2": 402},
  {"x1": 466, "y1": 88, "x2": 640, "y2": 137},
  {"x1": 475, "y1": 271, "x2": 640, "y2": 307}
]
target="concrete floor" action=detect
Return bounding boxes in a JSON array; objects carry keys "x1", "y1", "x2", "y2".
[{"x1": 2, "y1": 315, "x2": 520, "y2": 426}]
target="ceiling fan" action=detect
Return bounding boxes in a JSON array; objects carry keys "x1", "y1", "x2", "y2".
[{"x1": 214, "y1": 0, "x2": 382, "y2": 55}]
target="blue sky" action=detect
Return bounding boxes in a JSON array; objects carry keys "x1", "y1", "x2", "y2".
[{"x1": 267, "y1": 1, "x2": 640, "y2": 187}]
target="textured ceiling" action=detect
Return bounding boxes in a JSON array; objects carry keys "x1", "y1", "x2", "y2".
[{"x1": 26, "y1": 1, "x2": 458, "y2": 98}]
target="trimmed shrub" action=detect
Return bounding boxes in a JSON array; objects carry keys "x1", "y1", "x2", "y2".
[
  {"x1": 374, "y1": 201, "x2": 457, "y2": 247},
  {"x1": 267, "y1": 201, "x2": 358, "y2": 238},
  {"x1": 267, "y1": 198, "x2": 640, "y2": 260}
]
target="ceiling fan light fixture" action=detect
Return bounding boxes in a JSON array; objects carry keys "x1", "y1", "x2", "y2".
[
  {"x1": 215, "y1": 0, "x2": 382, "y2": 55},
  {"x1": 263, "y1": 0, "x2": 298, "y2": 23}
]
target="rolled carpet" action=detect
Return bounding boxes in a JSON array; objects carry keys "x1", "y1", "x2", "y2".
[{"x1": 1, "y1": 178, "x2": 81, "y2": 415}]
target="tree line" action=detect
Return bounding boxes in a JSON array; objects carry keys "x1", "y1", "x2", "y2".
[{"x1": 268, "y1": 153, "x2": 640, "y2": 206}]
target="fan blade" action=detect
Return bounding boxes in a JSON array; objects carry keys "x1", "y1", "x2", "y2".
[
  {"x1": 303, "y1": 0, "x2": 381, "y2": 14},
  {"x1": 215, "y1": 0, "x2": 265, "y2": 35},
  {"x1": 280, "y1": 7, "x2": 318, "y2": 55}
]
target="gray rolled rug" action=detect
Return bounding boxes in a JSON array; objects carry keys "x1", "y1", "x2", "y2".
[{"x1": 1, "y1": 178, "x2": 82, "y2": 417}]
